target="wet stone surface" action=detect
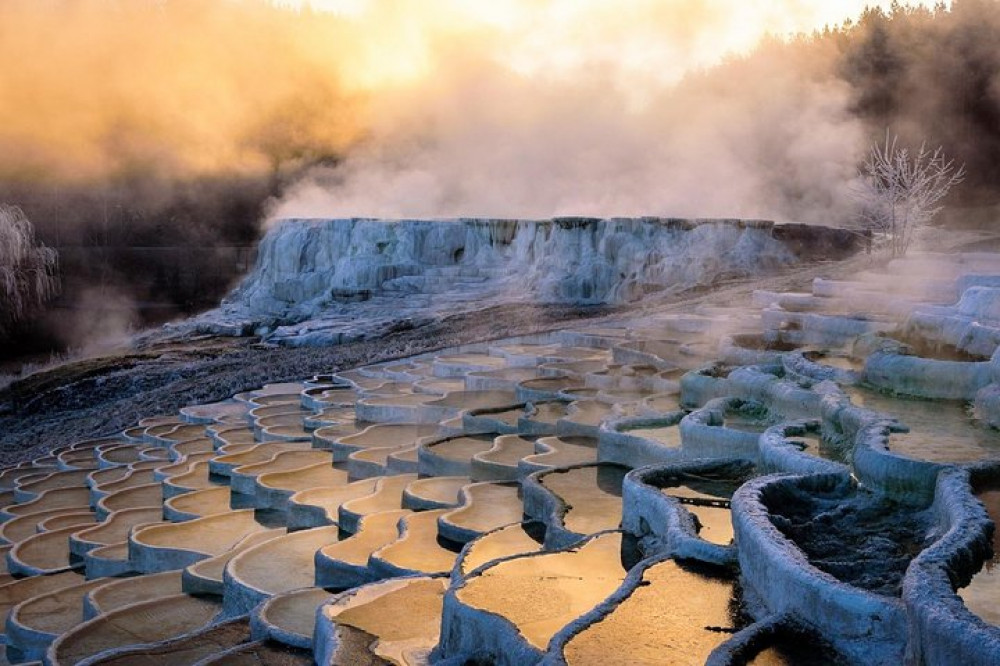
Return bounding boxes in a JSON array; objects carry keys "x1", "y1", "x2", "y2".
[{"x1": 767, "y1": 485, "x2": 931, "y2": 596}]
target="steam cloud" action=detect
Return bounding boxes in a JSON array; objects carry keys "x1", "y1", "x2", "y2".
[
  {"x1": 7, "y1": 0, "x2": 1000, "y2": 368},
  {"x1": 271, "y1": 49, "x2": 864, "y2": 224},
  {"x1": 55, "y1": 286, "x2": 139, "y2": 357},
  {"x1": 7, "y1": 0, "x2": 1000, "y2": 364},
  {"x1": 0, "y1": 0, "x2": 947, "y2": 229},
  {"x1": 267, "y1": 0, "x2": 943, "y2": 225}
]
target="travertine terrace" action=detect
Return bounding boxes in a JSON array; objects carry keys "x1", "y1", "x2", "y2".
[{"x1": 2, "y1": 220, "x2": 999, "y2": 665}]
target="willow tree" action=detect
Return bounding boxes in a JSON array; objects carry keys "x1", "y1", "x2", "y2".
[
  {"x1": 853, "y1": 135, "x2": 965, "y2": 256},
  {"x1": 0, "y1": 205, "x2": 59, "y2": 335}
]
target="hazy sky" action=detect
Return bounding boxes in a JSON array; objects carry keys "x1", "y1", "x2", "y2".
[
  {"x1": 292, "y1": 0, "x2": 944, "y2": 24},
  {"x1": 286, "y1": 1, "x2": 949, "y2": 61},
  {"x1": 0, "y1": 0, "x2": 959, "y2": 223},
  {"x1": 275, "y1": 0, "x2": 951, "y2": 94},
  {"x1": 264, "y1": 0, "x2": 956, "y2": 223}
]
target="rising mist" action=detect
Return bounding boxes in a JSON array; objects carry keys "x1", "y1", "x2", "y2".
[{"x1": 4, "y1": 0, "x2": 1000, "y2": 355}]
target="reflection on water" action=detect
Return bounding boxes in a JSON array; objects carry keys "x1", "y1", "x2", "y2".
[
  {"x1": 622, "y1": 425, "x2": 681, "y2": 448},
  {"x1": 724, "y1": 416, "x2": 769, "y2": 434},
  {"x1": 746, "y1": 633, "x2": 845, "y2": 665},
  {"x1": 459, "y1": 522, "x2": 545, "y2": 575},
  {"x1": 425, "y1": 435, "x2": 495, "y2": 462},
  {"x1": 847, "y1": 386, "x2": 1000, "y2": 463},
  {"x1": 661, "y1": 472, "x2": 743, "y2": 546},
  {"x1": 538, "y1": 465, "x2": 627, "y2": 535},
  {"x1": 341, "y1": 475, "x2": 414, "y2": 517},
  {"x1": 457, "y1": 532, "x2": 633, "y2": 650},
  {"x1": 329, "y1": 577, "x2": 447, "y2": 665},
  {"x1": 528, "y1": 436, "x2": 599, "y2": 469},
  {"x1": 959, "y1": 488, "x2": 1000, "y2": 626},
  {"x1": 340, "y1": 424, "x2": 438, "y2": 450},
  {"x1": 374, "y1": 510, "x2": 458, "y2": 574},
  {"x1": 686, "y1": 505, "x2": 734, "y2": 546},
  {"x1": 643, "y1": 394, "x2": 682, "y2": 414},
  {"x1": 520, "y1": 376, "x2": 579, "y2": 394},
  {"x1": 563, "y1": 558, "x2": 740, "y2": 665},
  {"x1": 660, "y1": 472, "x2": 742, "y2": 503},
  {"x1": 484, "y1": 407, "x2": 526, "y2": 427},
  {"x1": 788, "y1": 431, "x2": 848, "y2": 463},
  {"x1": 478, "y1": 435, "x2": 535, "y2": 466},
  {"x1": 443, "y1": 482, "x2": 523, "y2": 536},
  {"x1": 564, "y1": 400, "x2": 615, "y2": 426}
]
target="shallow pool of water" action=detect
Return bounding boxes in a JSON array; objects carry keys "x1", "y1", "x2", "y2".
[
  {"x1": 524, "y1": 402, "x2": 570, "y2": 427},
  {"x1": 538, "y1": 465, "x2": 627, "y2": 535},
  {"x1": 340, "y1": 424, "x2": 439, "y2": 451},
  {"x1": 660, "y1": 472, "x2": 743, "y2": 503},
  {"x1": 723, "y1": 416, "x2": 769, "y2": 434},
  {"x1": 846, "y1": 386, "x2": 1000, "y2": 463},
  {"x1": 443, "y1": 483, "x2": 523, "y2": 537},
  {"x1": 562, "y1": 558, "x2": 740, "y2": 665},
  {"x1": 660, "y1": 472, "x2": 743, "y2": 546},
  {"x1": 478, "y1": 407, "x2": 526, "y2": 428},
  {"x1": 374, "y1": 509, "x2": 459, "y2": 574},
  {"x1": 459, "y1": 523, "x2": 545, "y2": 576},
  {"x1": 642, "y1": 394, "x2": 682, "y2": 414},
  {"x1": 788, "y1": 431, "x2": 848, "y2": 463},
  {"x1": 622, "y1": 425, "x2": 681, "y2": 448},
  {"x1": 563, "y1": 400, "x2": 615, "y2": 427},
  {"x1": 746, "y1": 634, "x2": 844, "y2": 665},
  {"x1": 428, "y1": 390, "x2": 518, "y2": 411},
  {"x1": 520, "y1": 376, "x2": 581, "y2": 395},
  {"x1": 327, "y1": 577, "x2": 447, "y2": 664},
  {"x1": 458, "y1": 532, "x2": 634, "y2": 651},
  {"x1": 526, "y1": 437, "x2": 599, "y2": 469},
  {"x1": 686, "y1": 505, "x2": 734, "y2": 546},
  {"x1": 959, "y1": 487, "x2": 1000, "y2": 626},
  {"x1": 425, "y1": 435, "x2": 496, "y2": 462}
]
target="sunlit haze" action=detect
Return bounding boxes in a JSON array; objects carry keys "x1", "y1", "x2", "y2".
[
  {"x1": 287, "y1": 0, "x2": 949, "y2": 84},
  {"x1": 0, "y1": 0, "x2": 970, "y2": 225}
]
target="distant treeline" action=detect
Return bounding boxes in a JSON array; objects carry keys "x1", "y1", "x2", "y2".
[{"x1": 771, "y1": 0, "x2": 1000, "y2": 206}]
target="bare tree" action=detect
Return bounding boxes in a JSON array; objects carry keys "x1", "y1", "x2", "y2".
[
  {"x1": 0, "y1": 204, "x2": 59, "y2": 335},
  {"x1": 852, "y1": 134, "x2": 965, "y2": 256}
]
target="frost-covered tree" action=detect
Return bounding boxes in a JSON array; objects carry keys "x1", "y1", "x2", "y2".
[
  {"x1": 853, "y1": 134, "x2": 965, "y2": 256},
  {"x1": 0, "y1": 204, "x2": 59, "y2": 334}
]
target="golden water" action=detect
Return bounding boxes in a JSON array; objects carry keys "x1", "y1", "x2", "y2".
[
  {"x1": 538, "y1": 465, "x2": 627, "y2": 535},
  {"x1": 458, "y1": 532, "x2": 629, "y2": 651},
  {"x1": 847, "y1": 386, "x2": 1000, "y2": 463},
  {"x1": 959, "y1": 488, "x2": 1000, "y2": 626},
  {"x1": 563, "y1": 559, "x2": 739, "y2": 665}
]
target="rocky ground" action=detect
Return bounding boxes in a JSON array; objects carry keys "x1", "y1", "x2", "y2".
[{"x1": 1, "y1": 225, "x2": 992, "y2": 467}]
